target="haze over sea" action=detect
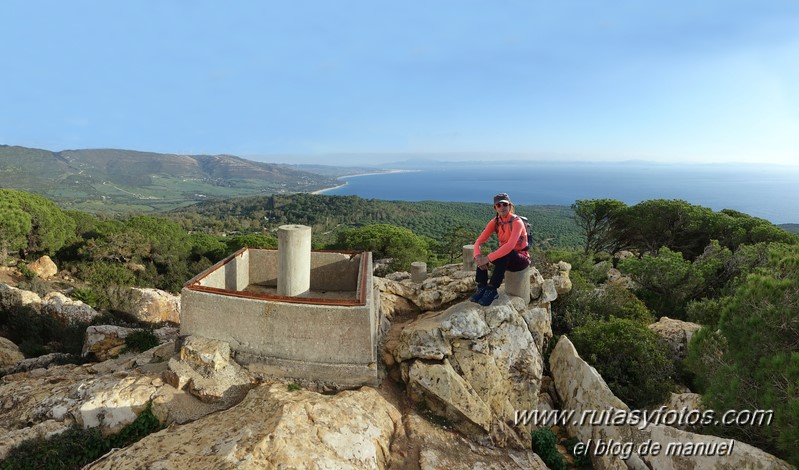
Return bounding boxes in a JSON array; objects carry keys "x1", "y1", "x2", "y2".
[{"x1": 322, "y1": 161, "x2": 799, "y2": 225}]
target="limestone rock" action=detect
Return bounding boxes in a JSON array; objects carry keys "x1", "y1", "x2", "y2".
[
  {"x1": 0, "y1": 337, "x2": 24, "y2": 368},
  {"x1": 408, "y1": 359, "x2": 493, "y2": 433},
  {"x1": 0, "y1": 283, "x2": 42, "y2": 312},
  {"x1": 76, "y1": 375, "x2": 161, "y2": 435},
  {"x1": 549, "y1": 336, "x2": 793, "y2": 469},
  {"x1": 82, "y1": 325, "x2": 140, "y2": 361},
  {"x1": 648, "y1": 316, "x2": 702, "y2": 362},
  {"x1": 607, "y1": 267, "x2": 635, "y2": 288},
  {"x1": 389, "y1": 414, "x2": 548, "y2": 470},
  {"x1": 163, "y1": 335, "x2": 253, "y2": 404},
  {"x1": 389, "y1": 296, "x2": 545, "y2": 447},
  {"x1": 529, "y1": 266, "x2": 546, "y2": 300},
  {"x1": 125, "y1": 287, "x2": 181, "y2": 324},
  {"x1": 86, "y1": 384, "x2": 401, "y2": 470},
  {"x1": 2, "y1": 352, "x2": 72, "y2": 375},
  {"x1": 552, "y1": 261, "x2": 573, "y2": 295},
  {"x1": 27, "y1": 255, "x2": 58, "y2": 279},
  {"x1": 0, "y1": 345, "x2": 178, "y2": 459},
  {"x1": 393, "y1": 312, "x2": 453, "y2": 362},
  {"x1": 41, "y1": 292, "x2": 100, "y2": 324},
  {"x1": 376, "y1": 264, "x2": 476, "y2": 316}
]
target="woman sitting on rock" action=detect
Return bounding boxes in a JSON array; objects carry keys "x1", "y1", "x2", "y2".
[{"x1": 471, "y1": 193, "x2": 530, "y2": 306}]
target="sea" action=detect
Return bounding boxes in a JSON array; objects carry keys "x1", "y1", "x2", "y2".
[{"x1": 321, "y1": 161, "x2": 799, "y2": 225}]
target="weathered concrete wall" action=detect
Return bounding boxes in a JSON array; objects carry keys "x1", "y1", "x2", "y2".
[
  {"x1": 245, "y1": 250, "x2": 359, "y2": 292},
  {"x1": 181, "y1": 251, "x2": 378, "y2": 386},
  {"x1": 198, "y1": 249, "x2": 249, "y2": 291}
]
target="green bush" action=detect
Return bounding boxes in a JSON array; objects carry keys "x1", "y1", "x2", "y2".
[
  {"x1": 531, "y1": 427, "x2": 566, "y2": 470},
  {"x1": 553, "y1": 280, "x2": 653, "y2": 334},
  {"x1": 70, "y1": 287, "x2": 99, "y2": 308},
  {"x1": 124, "y1": 330, "x2": 160, "y2": 353},
  {"x1": 571, "y1": 318, "x2": 674, "y2": 409},
  {"x1": 0, "y1": 403, "x2": 163, "y2": 470}
]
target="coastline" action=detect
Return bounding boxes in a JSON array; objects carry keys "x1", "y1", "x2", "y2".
[{"x1": 311, "y1": 169, "x2": 420, "y2": 195}]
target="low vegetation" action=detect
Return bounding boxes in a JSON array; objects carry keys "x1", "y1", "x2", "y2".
[
  {"x1": 0, "y1": 403, "x2": 163, "y2": 470},
  {"x1": 2, "y1": 188, "x2": 798, "y2": 465}
]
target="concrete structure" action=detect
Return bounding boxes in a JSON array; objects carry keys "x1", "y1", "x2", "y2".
[
  {"x1": 463, "y1": 244, "x2": 475, "y2": 272},
  {"x1": 504, "y1": 266, "x2": 530, "y2": 301},
  {"x1": 410, "y1": 261, "x2": 427, "y2": 283},
  {"x1": 181, "y1": 235, "x2": 380, "y2": 387},
  {"x1": 277, "y1": 224, "x2": 311, "y2": 297}
]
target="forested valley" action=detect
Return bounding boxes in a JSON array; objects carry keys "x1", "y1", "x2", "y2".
[{"x1": 2, "y1": 188, "x2": 799, "y2": 466}]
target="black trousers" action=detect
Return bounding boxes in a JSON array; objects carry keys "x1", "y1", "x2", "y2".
[{"x1": 476, "y1": 250, "x2": 530, "y2": 288}]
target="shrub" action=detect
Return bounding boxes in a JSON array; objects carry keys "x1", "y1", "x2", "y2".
[
  {"x1": 552, "y1": 280, "x2": 653, "y2": 335},
  {"x1": 124, "y1": 330, "x2": 160, "y2": 353},
  {"x1": 70, "y1": 287, "x2": 99, "y2": 308},
  {"x1": 571, "y1": 318, "x2": 674, "y2": 409},
  {"x1": 531, "y1": 427, "x2": 566, "y2": 470},
  {"x1": 0, "y1": 403, "x2": 163, "y2": 470}
]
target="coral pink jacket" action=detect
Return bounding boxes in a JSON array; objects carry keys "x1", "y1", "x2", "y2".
[{"x1": 473, "y1": 214, "x2": 528, "y2": 262}]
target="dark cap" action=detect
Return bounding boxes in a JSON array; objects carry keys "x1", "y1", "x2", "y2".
[{"x1": 493, "y1": 193, "x2": 511, "y2": 205}]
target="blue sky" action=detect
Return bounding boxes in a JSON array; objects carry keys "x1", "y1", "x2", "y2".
[{"x1": 1, "y1": 1, "x2": 798, "y2": 166}]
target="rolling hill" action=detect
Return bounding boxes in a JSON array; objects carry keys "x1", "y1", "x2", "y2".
[{"x1": 0, "y1": 145, "x2": 341, "y2": 213}]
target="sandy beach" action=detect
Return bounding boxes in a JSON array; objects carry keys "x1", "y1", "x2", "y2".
[{"x1": 311, "y1": 169, "x2": 420, "y2": 195}]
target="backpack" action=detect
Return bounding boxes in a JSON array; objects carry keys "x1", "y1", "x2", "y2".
[{"x1": 495, "y1": 215, "x2": 533, "y2": 251}]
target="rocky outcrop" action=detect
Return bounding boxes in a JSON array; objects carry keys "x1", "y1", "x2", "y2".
[
  {"x1": 82, "y1": 325, "x2": 140, "y2": 361},
  {"x1": 27, "y1": 255, "x2": 58, "y2": 279},
  {"x1": 87, "y1": 383, "x2": 401, "y2": 470},
  {"x1": 377, "y1": 264, "x2": 476, "y2": 318},
  {"x1": 41, "y1": 292, "x2": 100, "y2": 324},
  {"x1": 377, "y1": 261, "x2": 571, "y2": 318},
  {"x1": 0, "y1": 337, "x2": 24, "y2": 368},
  {"x1": 386, "y1": 294, "x2": 549, "y2": 448},
  {"x1": 389, "y1": 414, "x2": 547, "y2": 470},
  {"x1": 124, "y1": 287, "x2": 181, "y2": 324},
  {"x1": 0, "y1": 283, "x2": 42, "y2": 312},
  {"x1": 162, "y1": 335, "x2": 254, "y2": 405},
  {"x1": 0, "y1": 344, "x2": 175, "y2": 459},
  {"x1": 549, "y1": 336, "x2": 792, "y2": 469},
  {"x1": 647, "y1": 316, "x2": 702, "y2": 362}
]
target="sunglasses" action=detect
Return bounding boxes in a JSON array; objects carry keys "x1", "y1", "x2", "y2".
[{"x1": 495, "y1": 202, "x2": 509, "y2": 207}]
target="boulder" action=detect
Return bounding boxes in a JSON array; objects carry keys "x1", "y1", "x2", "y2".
[
  {"x1": 389, "y1": 414, "x2": 548, "y2": 470},
  {"x1": 162, "y1": 335, "x2": 253, "y2": 405},
  {"x1": 647, "y1": 317, "x2": 702, "y2": 362},
  {"x1": 552, "y1": 261, "x2": 573, "y2": 295},
  {"x1": 549, "y1": 336, "x2": 793, "y2": 469},
  {"x1": 0, "y1": 283, "x2": 42, "y2": 312},
  {"x1": 86, "y1": 384, "x2": 401, "y2": 470},
  {"x1": 0, "y1": 337, "x2": 25, "y2": 368},
  {"x1": 389, "y1": 294, "x2": 545, "y2": 447},
  {"x1": 82, "y1": 325, "x2": 140, "y2": 361},
  {"x1": 607, "y1": 268, "x2": 635, "y2": 288},
  {"x1": 0, "y1": 346, "x2": 178, "y2": 459},
  {"x1": 27, "y1": 255, "x2": 58, "y2": 279},
  {"x1": 41, "y1": 292, "x2": 100, "y2": 324},
  {"x1": 125, "y1": 287, "x2": 181, "y2": 324}
]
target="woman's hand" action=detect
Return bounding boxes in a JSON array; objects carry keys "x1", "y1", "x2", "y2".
[{"x1": 475, "y1": 255, "x2": 490, "y2": 270}]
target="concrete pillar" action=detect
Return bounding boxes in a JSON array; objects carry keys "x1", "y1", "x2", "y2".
[
  {"x1": 504, "y1": 266, "x2": 531, "y2": 303},
  {"x1": 277, "y1": 224, "x2": 312, "y2": 297},
  {"x1": 463, "y1": 244, "x2": 475, "y2": 272},
  {"x1": 411, "y1": 261, "x2": 427, "y2": 283}
]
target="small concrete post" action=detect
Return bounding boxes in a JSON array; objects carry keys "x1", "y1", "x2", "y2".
[
  {"x1": 463, "y1": 244, "x2": 475, "y2": 272},
  {"x1": 277, "y1": 224, "x2": 312, "y2": 297},
  {"x1": 504, "y1": 266, "x2": 531, "y2": 302},
  {"x1": 411, "y1": 261, "x2": 427, "y2": 283}
]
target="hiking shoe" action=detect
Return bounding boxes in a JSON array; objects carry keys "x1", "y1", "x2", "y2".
[
  {"x1": 477, "y1": 286, "x2": 498, "y2": 306},
  {"x1": 470, "y1": 285, "x2": 487, "y2": 303}
]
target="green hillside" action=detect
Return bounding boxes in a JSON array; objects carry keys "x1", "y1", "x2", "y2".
[
  {"x1": 167, "y1": 193, "x2": 582, "y2": 248},
  {"x1": 0, "y1": 145, "x2": 340, "y2": 213}
]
